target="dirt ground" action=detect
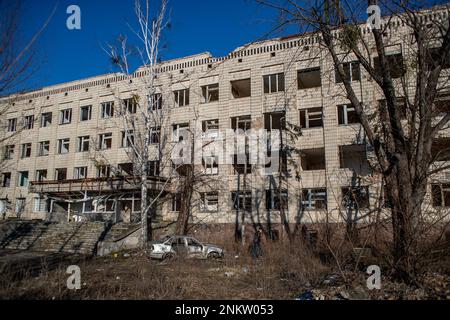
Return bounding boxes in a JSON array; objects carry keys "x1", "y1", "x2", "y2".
[{"x1": 0, "y1": 246, "x2": 449, "y2": 300}]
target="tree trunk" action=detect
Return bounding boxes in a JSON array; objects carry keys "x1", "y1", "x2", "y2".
[{"x1": 141, "y1": 165, "x2": 148, "y2": 247}]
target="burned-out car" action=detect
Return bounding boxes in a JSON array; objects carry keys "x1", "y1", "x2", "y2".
[{"x1": 149, "y1": 235, "x2": 224, "y2": 260}]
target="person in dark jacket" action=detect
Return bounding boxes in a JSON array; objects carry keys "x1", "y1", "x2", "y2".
[{"x1": 250, "y1": 227, "x2": 263, "y2": 259}]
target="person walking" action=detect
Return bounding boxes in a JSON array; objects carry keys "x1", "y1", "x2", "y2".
[{"x1": 250, "y1": 227, "x2": 263, "y2": 259}]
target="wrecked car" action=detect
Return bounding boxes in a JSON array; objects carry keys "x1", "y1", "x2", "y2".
[{"x1": 149, "y1": 235, "x2": 224, "y2": 260}]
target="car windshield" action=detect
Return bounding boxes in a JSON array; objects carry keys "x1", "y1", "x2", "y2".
[{"x1": 187, "y1": 238, "x2": 202, "y2": 246}]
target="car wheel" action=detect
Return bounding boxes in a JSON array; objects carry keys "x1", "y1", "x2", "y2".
[
  {"x1": 207, "y1": 252, "x2": 221, "y2": 260},
  {"x1": 163, "y1": 252, "x2": 175, "y2": 261}
]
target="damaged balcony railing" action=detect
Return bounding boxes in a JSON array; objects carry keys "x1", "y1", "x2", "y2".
[{"x1": 29, "y1": 176, "x2": 170, "y2": 194}]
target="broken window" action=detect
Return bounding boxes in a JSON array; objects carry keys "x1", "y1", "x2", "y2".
[
  {"x1": 121, "y1": 130, "x2": 134, "y2": 147},
  {"x1": 2, "y1": 172, "x2": 11, "y2": 187},
  {"x1": 265, "y1": 112, "x2": 287, "y2": 172},
  {"x1": 337, "y1": 104, "x2": 359, "y2": 125},
  {"x1": 342, "y1": 186, "x2": 370, "y2": 209},
  {"x1": 122, "y1": 98, "x2": 137, "y2": 114},
  {"x1": 118, "y1": 163, "x2": 133, "y2": 176},
  {"x1": 431, "y1": 184, "x2": 450, "y2": 207},
  {"x1": 18, "y1": 171, "x2": 29, "y2": 187},
  {"x1": 430, "y1": 46, "x2": 450, "y2": 69},
  {"x1": 150, "y1": 127, "x2": 160, "y2": 144},
  {"x1": 171, "y1": 193, "x2": 181, "y2": 212},
  {"x1": 55, "y1": 168, "x2": 67, "y2": 181},
  {"x1": 300, "y1": 148, "x2": 326, "y2": 170},
  {"x1": 147, "y1": 160, "x2": 160, "y2": 176},
  {"x1": 24, "y1": 115, "x2": 34, "y2": 130},
  {"x1": 57, "y1": 138, "x2": 70, "y2": 154},
  {"x1": 300, "y1": 107, "x2": 323, "y2": 128},
  {"x1": 231, "y1": 115, "x2": 252, "y2": 175},
  {"x1": 339, "y1": 144, "x2": 370, "y2": 174},
  {"x1": 41, "y1": 112, "x2": 52, "y2": 127},
  {"x1": 301, "y1": 188, "x2": 327, "y2": 210},
  {"x1": 434, "y1": 93, "x2": 450, "y2": 115},
  {"x1": 202, "y1": 119, "x2": 219, "y2": 138},
  {"x1": 77, "y1": 136, "x2": 90, "y2": 152},
  {"x1": 335, "y1": 61, "x2": 360, "y2": 83},
  {"x1": 298, "y1": 67, "x2": 321, "y2": 89},
  {"x1": 432, "y1": 138, "x2": 450, "y2": 161},
  {"x1": 263, "y1": 73, "x2": 285, "y2": 93},
  {"x1": 174, "y1": 89, "x2": 189, "y2": 107},
  {"x1": 173, "y1": 123, "x2": 189, "y2": 142},
  {"x1": 80, "y1": 105, "x2": 92, "y2": 121},
  {"x1": 203, "y1": 155, "x2": 218, "y2": 175},
  {"x1": 35, "y1": 170, "x2": 47, "y2": 182},
  {"x1": 7, "y1": 118, "x2": 17, "y2": 132},
  {"x1": 59, "y1": 108, "x2": 72, "y2": 124},
  {"x1": 34, "y1": 197, "x2": 49, "y2": 213},
  {"x1": 266, "y1": 189, "x2": 288, "y2": 210},
  {"x1": 74, "y1": 167, "x2": 88, "y2": 179},
  {"x1": 101, "y1": 102, "x2": 114, "y2": 118},
  {"x1": 374, "y1": 53, "x2": 405, "y2": 79},
  {"x1": 150, "y1": 94, "x2": 162, "y2": 111},
  {"x1": 200, "y1": 192, "x2": 219, "y2": 212},
  {"x1": 378, "y1": 98, "x2": 407, "y2": 120},
  {"x1": 202, "y1": 83, "x2": 219, "y2": 103},
  {"x1": 4, "y1": 145, "x2": 14, "y2": 160},
  {"x1": 231, "y1": 191, "x2": 252, "y2": 212},
  {"x1": 96, "y1": 165, "x2": 111, "y2": 178},
  {"x1": 99, "y1": 133, "x2": 112, "y2": 150},
  {"x1": 38, "y1": 141, "x2": 50, "y2": 156},
  {"x1": 231, "y1": 78, "x2": 251, "y2": 98},
  {"x1": 231, "y1": 115, "x2": 251, "y2": 131},
  {"x1": 21, "y1": 143, "x2": 32, "y2": 158}
]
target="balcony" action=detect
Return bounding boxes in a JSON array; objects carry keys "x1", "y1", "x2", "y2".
[{"x1": 29, "y1": 176, "x2": 169, "y2": 195}]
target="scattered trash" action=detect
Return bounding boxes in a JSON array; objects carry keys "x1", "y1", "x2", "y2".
[
  {"x1": 242, "y1": 266, "x2": 249, "y2": 274},
  {"x1": 257, "y1": 287, "x2": 263, "y2": 291},
  {"x1": 116, "y1": 276, "x2": 120, "y2": 280},
  {"x1": 295, "y1": 290, "x2": 314, "y2": 300},
  {"x1": 123, "y1": 253, "x2": 130, "y2": 258},
  {"x1": 224, "y1": 272, "x2": 235, "y2": 277},
  {"x1": 113, "y1": 253, "x2": 118, "y2": 258}
]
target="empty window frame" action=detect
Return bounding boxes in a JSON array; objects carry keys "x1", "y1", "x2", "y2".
[
  {"x1": 33, "y1": 197, "x2": 49, "y2": 213},
  {"x1": 337, "y1": 104, "x2": 358, "y2": 125},
  {"x1": 231, "y1": 191, "x2": 252, "y2": 212},
  {"x1": 335, "y1": 61, "x2": 361, "y2": 83},
  {"x1": 121, "y1": 130, "x2": 134, "y2": 147},
  {"x1": 200, "y1": 192, "x2": 219, "y2": 212},
  {"x1": 57, "y1": 138, "x2": 70, "y2": 154},
  {"x1": 118, "y1": 163, "x2": 133, "y2": 176},
  {"x1": 7, "y1": 118, "x2": 17, "y2": 132},
  {"x1": 203, "y1": 155, "x2": 218, "y2": 175},
  {"x1": 122, "y1": 97, "x2": 137, "y2": 114},
  {"x1": 18, "y1": 171, "x2": 29, "y2": 187},
  {"x1": 3, "y1": 145, "x2": 14, "y2": 160},
  {"x1": 373, "y1": 53, "x2": 405, "y2": 79},
  {"x1": 300, "y1": 107, "x2": 323, "y2": 128},
  {"x1": 150, "y1": 127, "x2": 160, "y2": 144},
  {"x1": 266, "y1": 189, "x2": 288, "y2": 210},
  {"x1": 300, "y1": 148, "x2": 326, "y2": 170},
  {"x1": 341, "y1": 186, "x2": 370, "y2": 209},
  {"x1": 231, "y1": 78, "x2": 251, "y2": 98},
  {"x1": 263, "y1": 73, "x2": 285, "y2": 93},
  {"x1": 434, "y1": 93, "x2": 450, "y2": 115},
  {"x1": 173, "y1": 123, "x2": 189, "y2": 142},
  {"x1": 339, "y1": 144, "x2": 370, "y2": 172},
  {"x1": 171, "y1": 193, "x2": 181, "y2": 211},
  {"x1": 35, "y1": 169, "x2": 47, "y2": 182},
  {"x1": 150, "y1": 94, "x2": 162, "y2": 111},
  {"x1": 99, "y1": 133, "x2": 113, "y2": 150},
  {"x1": 174, "y1": 89, "x2": 189, "y2": 107},
  {"x1": 431, "y1": 184, "x2": 450, "y2": 207},
  {"x1": 24, "y1": 115, "x2": 34, "y2": 130},
  {"x1": 41, "y1": 112, "x2": 52, "y2": 127},
  {"x1": 301, "y1": 188, "x2": 327, "y2": 210},
  {"x1": 201, "y1": 83, "x2": 219, "y2": 103},
  {"x1": 77, "y1": 136, "x2": 90, "y2": 152},
  {"x1": 147, "y1": 160, "x2": 160, "y2": 176},
  {"x1": 55, "y1": 168, "x2": 67, "y2": 181},
  {"x1": 21, "y1": 143, "x2": 32, "y2": 158},
  {"x1": 298, "y1": 67, "x2": 321, "y2": 89},
  {"x1": 430, "y1": 46, "x2": 450, "y2": 69},
  {"x1": 80, "y1": 105, "x2": 92, "y2": 121},
  {"x1": 74, "y1": 167, "x2": 88, "y2": 179},
  {"x1": 202, "y1": 119, "x2": 219, "y2": 138},
  {"x1": 59, "y1": 108, "x2": 72, "y2": 124},
  {"x1": 96, "y1": 165, "x2": 111, "y2": 178},
  {"x1": 2, "y1": 172, "x2": 11, "y2": 187},
  {"x1": 100, "y1": 102, "x2": 114, "y2": 118},
  {"x1": 378, "y1": 98, "x2": 407, "y2": 120},
  {"x1": 38, "y1": 141, "x2": 50, "y2": 156},
  {"x1": 431, "y1": 138, "x2": 450, "y2": 161},
  {"x1": 231, "y1": 115, "x2": 251, "y2": 131}
]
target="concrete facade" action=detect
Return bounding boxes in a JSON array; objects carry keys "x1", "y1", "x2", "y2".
[{"x1": 1, "y1": 8, "x2": 450, "y2": 228}]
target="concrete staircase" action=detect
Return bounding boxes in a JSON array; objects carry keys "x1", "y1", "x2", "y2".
[{"x1": 0, "y1": 220, "x2": 108, "y2": 256}]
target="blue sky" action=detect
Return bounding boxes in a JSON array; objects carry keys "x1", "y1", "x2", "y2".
[{"x1": 14, "y1": 0, "x2": 292, "y2": 92}]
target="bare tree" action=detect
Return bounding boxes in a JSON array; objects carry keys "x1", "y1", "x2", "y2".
[{"x1": 256, "y1": 0, "x2": 450, "y2": 282}]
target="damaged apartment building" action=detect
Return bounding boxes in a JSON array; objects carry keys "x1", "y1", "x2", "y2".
[{"x1": 1, "y1": 8, "x2": 450, "y2": 229}]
